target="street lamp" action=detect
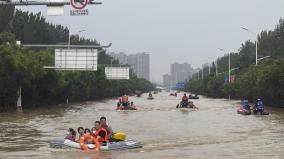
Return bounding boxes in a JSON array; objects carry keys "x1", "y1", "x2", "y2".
[
  {"x1": 218, "y1": 48, "x2": 232, "y2": 82},
  {"x1": 208, "y1": 57, "x2": 212, "y2": 75},
  {"x1": 257, "y1": 56, "x2": 271, "y2": 63},
  {"x1": 216, "y1": 48, "x2": 226, "y2": 76},
  {"x1": 68, "y1": 29, "x2": 86, "y2": 49},
  {"x1": 241, "y1": 27, "x2": 258, "y2": 65},
  {"x1": 201, "y1": 65, "x2": 204, "y2": 80}
]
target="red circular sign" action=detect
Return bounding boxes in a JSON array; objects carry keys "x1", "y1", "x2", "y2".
[{"x1": 70, "y1": 0, "x2": 88, "y2": 10}]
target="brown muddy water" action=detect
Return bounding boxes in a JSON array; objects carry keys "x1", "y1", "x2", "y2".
[{"x1": 0, "y1": 92, "x2": 284, "y2": 159}]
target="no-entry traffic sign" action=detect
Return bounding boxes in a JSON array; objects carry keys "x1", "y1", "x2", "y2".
[{"x1": 70, "y1": 0, "x2": 88, "y2": 10}]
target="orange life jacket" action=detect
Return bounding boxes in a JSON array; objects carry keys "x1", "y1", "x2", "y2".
[
  {"x1": 101, "y1": 123, "x2": 111, "y2": 134},
  {"x1": 93, "y1": 127, "x2": 109, "y2": 143},
  {"x1": 122, "y1": 96, "x2": 128, "y2": 103}
]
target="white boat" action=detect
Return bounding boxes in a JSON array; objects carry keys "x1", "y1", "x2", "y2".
[{"x1": 50, "y1": 139, "x2": 143, "y2": 151}]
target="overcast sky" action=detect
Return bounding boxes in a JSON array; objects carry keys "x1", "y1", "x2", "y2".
[{"x1": 18, "y1": 0, "x2": 284, "y2": 83}]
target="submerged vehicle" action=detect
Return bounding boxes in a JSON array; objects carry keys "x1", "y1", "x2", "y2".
[
  {"x1": 50, "y1": 139, "x2": 142, "y2": 151},
  {"x1": 147, "y1": 96, "x2": 154, "y2": 100}
]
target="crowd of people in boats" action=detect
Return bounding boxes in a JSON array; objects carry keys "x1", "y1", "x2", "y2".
[
  {"x1": 65, "y1": 116, "x2": 114, "y2": 145},
  {"x1": 238, "y1": 98, "x2": 269, "y2": 115},
  {"x1": 116, "y1": 95, "x2": 137, "y2": 110}
]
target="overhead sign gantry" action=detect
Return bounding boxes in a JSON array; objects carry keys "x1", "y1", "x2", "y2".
[{"x1": 0, "y1": 0, "x2": 102, "y2": 16}]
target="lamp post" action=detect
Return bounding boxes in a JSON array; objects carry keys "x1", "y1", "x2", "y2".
[
  {"x1": 215, "y1": 59, "x2": 218, "y2": 76},
  {"x1": 241, "y1": 27, "x2": 258, "y2": 65},
  {"x1": 197, "y1": 70, "x2": 200, "y2": 80},
  {"x1": 201, "y1": 65, "x2": 204, "y2": 80},
  {"x1": 218, "y1": 48, "x2": 232, "y2": 82},
  {"x1": 258, "y1": 56, "x2": 271, "y2": 63},
  {"x1": 228, "y1": 53, "x2": 231, "y2": 82},
  {"x1": 217, "y1": 48, "x2": 226, "y2": 76},
  {"x1": 68, "y1": 29, "x2": 86, "y2": 49}
]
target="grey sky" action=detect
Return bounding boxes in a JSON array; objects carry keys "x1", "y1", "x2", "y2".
[{"x1": 18, "y1": 0, "x2": 284, "y2": 82}]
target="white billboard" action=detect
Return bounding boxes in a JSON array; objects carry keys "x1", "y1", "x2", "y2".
[
  {"x1": 55, "y1": 49, "x2": 97, "y2": 71},
  {"x1": 47, "y1": 0, "x2": 64, "y2": 16},
  {"x1": 47, "y1": 6, "x2": 64, "y2": 16},
  {"x1": 105, "y1": 67, "x2": 130, "y2": 80}
]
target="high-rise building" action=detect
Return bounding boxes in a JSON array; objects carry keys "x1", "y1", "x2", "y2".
[
  {"x1": 108, "y1": 52, "x2": 150, "y2": 81},
  {"x1": 127, "y1": 53, "x2": 150, "y2": 80},
  {"x1": 108, "y1": 52, "x2": 128, "y2": 64},
  {"x1": 170, "y1": 62, "x2": 194, "y2": 84},
  {"x1": 163, "y1": 74, "x2": 172, "y2": 86}
]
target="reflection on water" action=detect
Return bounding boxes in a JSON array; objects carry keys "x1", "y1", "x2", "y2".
[{"x1": 0, "y1": 92, "x2": 284, "y2": 159}]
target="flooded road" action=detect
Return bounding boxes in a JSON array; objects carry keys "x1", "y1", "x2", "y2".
[{"x1": 1, "y1": 92, "x2": 284, "y2": 159}]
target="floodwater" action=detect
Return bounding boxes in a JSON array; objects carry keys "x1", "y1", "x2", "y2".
[{"x1": 0, "y1": 92, "x2": 284, "y2": 159}]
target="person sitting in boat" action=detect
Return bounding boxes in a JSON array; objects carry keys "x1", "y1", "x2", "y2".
[
  {"x1": 84, "y1": 128, "x2": 91, "y2": 135},
  {"x1": 100, "y1": 116, "x2": 114, "y2": 139},
  {"x1": 65, "y1": 128, "x2": 76, "y2": 142},
  {"x1": 254, "y1": 98, "x2": 265, "y2": 114},
  {"x1": 180, "y1": 93, "x2": 189, "y2": 107},
  {"x1": 242, "y1": 99, "x2": 251, "y2": 113},
  {"x1": 118, "y1": 98, "x2": 122, "y2": 106},
  {"x1": 76, "y1": 127, "x2": 84, "y2": 142},
  {"x1": 83, "y1": 128, "x2": 93, "y2": 144},
  {"x1": 121, "y1": 95, "x2": 129, "y2": 107},
  {"x1": 92, "y1": 121, "x2": 109, "y2": 146},
  {"x1": 148, "y1": 92, "x2": 153, "y2": 98}
]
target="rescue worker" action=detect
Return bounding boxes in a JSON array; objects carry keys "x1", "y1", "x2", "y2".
[
  {"x1": 148, "y1": 92, "x2": 153, "y2": 98},
  {"x1": 243, "y1": 99, "x2": 251, "y2": 113},
  {"x1": 121, "y1": 95, "x2": 129, "y2": 107},
  {"x1": 254, "y1": 98, "x2": 264, "y2": 114},
  {"x1": 92, "y1": 121, "x2": 109, "y2": 146},
  {"x1": 181, "y1": 93, "x2": 189, "y2": 107}
]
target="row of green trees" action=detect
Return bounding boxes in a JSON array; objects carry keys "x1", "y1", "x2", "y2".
[
  {"x1": 0, "y1": 7, "x2": 154, "y2": 111},
  {"x1": 187, "y1": 19, "x2": 284, "y2": 107}
]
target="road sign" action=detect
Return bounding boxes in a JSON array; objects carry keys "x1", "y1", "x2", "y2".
[
  {"x1": 176, "y1": 82, "x2": 186, "y2": 89},
  {"x1": 70, "y1": 9, "x2": 89, "y2": 16},
  {"x1": 105, "y1": 67, "x2": 130, "y2": 80},
  {"x1": 70, "y1": 0, "x2": 88, "y2": 9},
  {"x1": 224, "y1": 75, "x2": 236, "y2": 83},
  {"x1": 54, "y1": 49, "x2": 97, "y2": 71},
  {"x1": 47, "y1": 6, "x2": 64, "y2": 16}
]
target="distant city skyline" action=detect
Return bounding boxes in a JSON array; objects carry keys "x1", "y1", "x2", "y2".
[
  {"x1": 163, "y1": 62, "x2": 194, "y2": 86},
  {"x1": 109, "y1": 52, "x2": 150, "y2": 81}
]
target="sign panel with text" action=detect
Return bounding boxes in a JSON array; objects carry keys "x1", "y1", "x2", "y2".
[
  {"x1": 55, "y1": 49, "x2": 97, "y2": 71},
  {"x1": 105, "y1": 67, "x2": 130, "y2": 80}
]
